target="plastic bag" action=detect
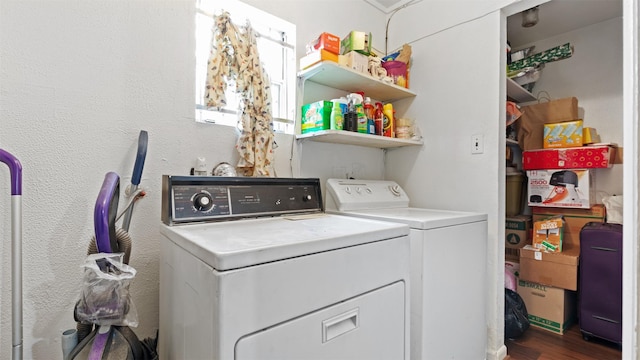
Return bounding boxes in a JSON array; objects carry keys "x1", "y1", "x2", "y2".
[
  {"x1": 505, "y1": 288, "x2": 529, "y2": 339},
  {"x1": 603, "y1": 194, "x2": 623, "y2": 224},
  {"x1": 75, "y1": 253, "x2": 138, "y2": 327}
]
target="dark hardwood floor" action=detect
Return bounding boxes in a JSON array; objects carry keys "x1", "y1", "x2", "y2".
[{"x1": 505, "y1": 324, "x2": 621, "y2": 360}]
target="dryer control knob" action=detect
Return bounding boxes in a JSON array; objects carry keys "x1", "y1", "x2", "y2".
[
  {"x1": 193, "y1": 193, "x2": 214, "y2": 211},
  {"x1": 389, "y1": 185, "x2": 402, "y2": 197},
  {"x1": 303, "y1": 194, "x2": 312, "y2": 201}
]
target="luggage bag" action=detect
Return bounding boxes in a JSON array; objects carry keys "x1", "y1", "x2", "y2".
[{"x1": 579, "y1": 222, "x2": 623, "y2": 345}]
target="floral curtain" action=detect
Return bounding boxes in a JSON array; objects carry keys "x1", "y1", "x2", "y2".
[{"x1": 204, "y1": 11, "x2": 275, "y2": 177}]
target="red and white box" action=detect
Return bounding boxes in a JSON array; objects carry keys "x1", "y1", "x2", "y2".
[
  {"x1": 527, "y1": 169, "x2": 595, "y2": 209},
  {"x1": 523, "y1": 145, "x2": 616, "y2": 170}
]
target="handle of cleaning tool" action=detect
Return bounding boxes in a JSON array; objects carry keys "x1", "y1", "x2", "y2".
[
  {"x1": 94, "y1": 172, "x2": 120, "y2": 254},
  {"x1": 121, "y1": 130, "x2": 148, "y2": 232},
  {"x1": 0, "y1": 149, "x2": 23, "y2": 360},
  {"x1": 131, "y1": 130, "x2": 148, "y2": 186},
  {"x1": 0, "y1": 149, "x2": 22, "y2": 195}
]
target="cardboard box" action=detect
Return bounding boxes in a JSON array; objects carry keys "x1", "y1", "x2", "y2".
[
  {"x1": 306, "y1": 32, "x2": 340, "y2": 55},
  {"x1": 299, "y1": 49, "x2": 339, "y2": 70},
  {"x1": 505, "y1": 248, "x2": 520, "y2": 263},
  {"x1": 532, "y1": 216, "x2": 564, "y2": 253},
  {"x1": 544, "y1": 120, "x2": 584, "y2": 148},
  {"x1": 341, "y1": 31, "x2": 372, "y2": 55},
  {"x1": 532, "y1": 204, "x2": 606, "y2": 248},
  {"x1": 519, "y1": 245, "x2": 579, "y2": 290},
  {"x1": 339, "y1": 51, "x2": 369, "y2": 74},
  {"x1": 300, "y1": 100, "x2": 332, "y2": 133},
  {"x1": 522, "y1": 145, "x2": 616, "y2": 170},
  {"x1": 517, "y1": 279, "x2": 577, "y2": 334},
  {"x1": 527, "y1": 169, "x2": 594, "y2": 209},
  {"x1": 505, "y1": 215, "x2": 531, "y2": 249}
]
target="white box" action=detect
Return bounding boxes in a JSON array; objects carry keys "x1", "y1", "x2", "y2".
[
  {"x1": 339, "y1": 51, "x2": 369, "y2": 74},
  {"x1": 526, "y1": 169, "x2": 595, "y2": 209}
]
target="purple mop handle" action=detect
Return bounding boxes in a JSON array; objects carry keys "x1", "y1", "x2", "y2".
[
  {"x1": 94, "y1": 172, "x2": 119, "y2": 253},
  {"x1": 0, "y1": 149, "x2": 22, "y2": 195},
  {"x1": 0, "y1": 149, "x2": 23, "y2": 360}
]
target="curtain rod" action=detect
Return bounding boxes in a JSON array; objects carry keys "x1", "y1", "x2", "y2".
[{"x1": 196, "y1": 8, "x2": 294, "y2": 50}]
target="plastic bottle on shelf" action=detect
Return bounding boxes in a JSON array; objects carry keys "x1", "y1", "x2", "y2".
[
  {"x1": 364, "y1": 97, "x2": 375, "y2": 134},
  {"x1": 330, "y1": 101, "x2": 344, "y2": 130},
  {"x1": 356, "y1": 103, "x2": 368, "y2": 133},
  {"x1": 374, "y1": 102, "x2": 384, "y2": 136},
  {"x1": 383, "y1": 103, "x2": 394, "y2": 137}
]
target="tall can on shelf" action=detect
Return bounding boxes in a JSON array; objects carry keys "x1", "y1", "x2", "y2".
[{"x1": 383, "y1": 103, "x2": 395, "y2": 137}]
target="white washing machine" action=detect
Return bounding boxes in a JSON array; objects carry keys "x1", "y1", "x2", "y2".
[
  {"x1": 325, "y1": 178, "x2": 488, "y2": 360},
  {"x1": 159, "y1": 176, "x2": 411, "y2": 360}
]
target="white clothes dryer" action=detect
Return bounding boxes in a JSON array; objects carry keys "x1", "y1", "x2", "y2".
[
  {"x1": 326, "y1": 178, "x2": 488, "y2": 360},
  {"x1": 159, "y1": 176, "x2": 411, "y2": 360}
]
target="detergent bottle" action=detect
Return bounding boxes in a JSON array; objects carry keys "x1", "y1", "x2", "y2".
[
  {"x1": 382, "y1": 103, "x2": 394, "y2": 137},
  {"x1": 330, "y1": 101, "x2": 344, "y2": 130}
]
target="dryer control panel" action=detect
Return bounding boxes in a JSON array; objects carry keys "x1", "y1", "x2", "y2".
[{"x1": 162, "y1": 176, "x2": 323, "y2": 225}]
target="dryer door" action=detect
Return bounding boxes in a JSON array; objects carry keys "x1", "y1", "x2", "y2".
[{"x1": 235, "y1": 281, "x2": 406, "y2": 360}]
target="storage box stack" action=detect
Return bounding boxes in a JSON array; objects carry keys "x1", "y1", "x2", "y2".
[
  {"x1": 514, "y1": 98, "x2": 622, "y2": 334},
  {"x1": 338, "y1": 31, "x2": 372, "y2": 74},
  {"x1": 300, "y1": 32, "x2": 341, "y2": 70}
]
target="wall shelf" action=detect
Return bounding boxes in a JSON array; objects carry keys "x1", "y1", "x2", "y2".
[
  {"x1": 296, "y1": 130, "x2": 423, "y2": 149},
  {"x1": 299, "y1": 61, "x2": 416, "y2": 102},
  {"x1": 507, "y1": 77, "x2": 536, "y2": 103}
]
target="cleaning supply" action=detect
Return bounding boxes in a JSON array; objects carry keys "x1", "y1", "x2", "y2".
[
  {"x1": 344, "y1": 100, "x2": 358, "y2": 132},
  {"x1": 356, "y1": 104, "x2": 368, "y2": 133},
  {"x1": 364, "y1": 97, "x2": 375, "y2": 134},
  {"x1": 330, "y1": 101, "x2": 344, "y2": 130},
  {"x1": 374, "y1": 102, "x2": 384, "y2": 136},
  {"x1": 383, "y1": 103, "x2": 395, "y2": 137}
]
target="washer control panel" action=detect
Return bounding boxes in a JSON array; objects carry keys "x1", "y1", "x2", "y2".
[
  {"x1": 325, "y1": 178, "x2": 410, "y2": 212},
  {"x1": 162, "y1": 176, "x2": 323, "y2": 225}
]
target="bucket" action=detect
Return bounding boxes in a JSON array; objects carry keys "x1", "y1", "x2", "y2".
[
  {"x1": 382, "y1": 61, "x2": 407, "y2": 87},
  {"x1": 506, "y1": 173, "x2": 524, "y2": 216}
]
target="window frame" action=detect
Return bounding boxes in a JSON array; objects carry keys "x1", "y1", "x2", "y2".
[{"x1": 195, "y1": 0, "x2": 297, "y2": 134}]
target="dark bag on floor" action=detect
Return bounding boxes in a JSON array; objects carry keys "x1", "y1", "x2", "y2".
[{"x1": 505, "y1": 288, "x2": 530, "y2": 339}]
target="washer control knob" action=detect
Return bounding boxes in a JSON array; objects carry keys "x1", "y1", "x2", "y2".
[
  {"x1": 193, "y1": 193, "x2": 214, "y2": 211},
  {"x1": 344, "y1": 186, "x2": 352, "y2": 194},
  {"x1": 303, "y1": 194, "x2": 312, "y2": 201},
  {"x1": 389, "y1": 185, "x2": 402, "y2": 197}
]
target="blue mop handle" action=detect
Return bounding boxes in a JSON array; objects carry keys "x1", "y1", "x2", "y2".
[
  {"x1": 131, "y1": 130, "x2": 148, "y2": 186},
  {"x1": 122, "y1": 130, "x2": 148, "y2": 233},
  {"x1": 0, "y1": 149, "x2": 23, "y2": 360}
]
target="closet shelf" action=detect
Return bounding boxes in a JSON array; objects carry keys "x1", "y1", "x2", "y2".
[
  {"x1": 507, "y1": 77, "x2": 536, "y2": 103},
  {"x1": 299, "y1": 61, "x2": 416, "y2": 102},
  {"x1": 296, "y1": 130, "x2": 423, "y2": 149}
]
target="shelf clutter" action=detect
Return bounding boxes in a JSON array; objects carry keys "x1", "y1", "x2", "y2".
[
  {"x1": 505, "y1": 95, "x2": 622, "y2": 337},
  {"x1": 297, "y1": 31, "x2": 420, "y2": 149}
]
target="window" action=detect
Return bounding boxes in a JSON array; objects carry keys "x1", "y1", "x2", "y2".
[{"x1": 195, "y1": 0, "x2": 297, "y2": 134}]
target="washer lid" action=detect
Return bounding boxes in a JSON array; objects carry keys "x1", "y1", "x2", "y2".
[
  {"x1": 160, "y1": 213, "x2": 408, "y2": 270},
  {"x1": 328, "y1": 207, "x2": 487, "y2": 230}
]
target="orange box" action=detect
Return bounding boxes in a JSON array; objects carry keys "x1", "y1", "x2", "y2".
[
  {"x1": 306, "y1": 32, "x2": 340, "y2": 55},
  {"x1": 299, "y1": 49, "x2": 339, "y2": 70},
  {"x1": 543, "y1": 120, "x2": 583, "y2": 148},
  {"x1": 532, "y1": 216, "x2": 564, "y2": 252}
]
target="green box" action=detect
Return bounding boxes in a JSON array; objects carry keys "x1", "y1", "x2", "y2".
[
  {"x1": 341, "y1": 31, "x2": 372, "y2": 56},
  {"x1": 301, "y1": 100, "x2": 332, "y2": 133}
]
